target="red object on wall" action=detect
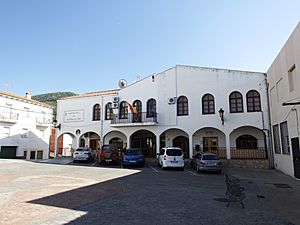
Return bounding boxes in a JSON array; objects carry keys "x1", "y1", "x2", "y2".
[{"x1": 49, "y1": 128, "x2": 63, "y2": 156}]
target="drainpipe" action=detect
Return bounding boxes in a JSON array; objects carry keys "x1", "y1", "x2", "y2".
[
  {"x1": 175, "y1": 66, "x2": 178, "y2": 126},
  {"x1": 265, "y1": 77, "x2": 275, "y2": 169},
  {"x1": 101, "y1": 96, "x2": 104, "y2": 147}
]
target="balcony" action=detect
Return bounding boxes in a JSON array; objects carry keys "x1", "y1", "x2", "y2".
[
  {"x1": 111, "y1": 112, "x2": 158, "y2": 127},
  {"x1": 0, "y1": 111, "x2": 19, "y2": 123},
  {"x1": 36, "y1": 117, "x2": 51, "y2": 127}
]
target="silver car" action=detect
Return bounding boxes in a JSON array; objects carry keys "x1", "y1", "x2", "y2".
[
  {"x1": 194, "y1": 153, "x2": 222, "y2": 173},
  {"x1": 73, "y1": 147, "x2": 95, "y2": 162}
]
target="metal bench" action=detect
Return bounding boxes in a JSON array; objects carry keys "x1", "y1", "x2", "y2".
[{"x1": 225, "y1": 174, "x2": 246, "y2": 208}]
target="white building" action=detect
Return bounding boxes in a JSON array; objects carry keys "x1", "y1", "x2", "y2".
[
  {"x1": 0, "y1": 92, "x2": 53, "y2": 159},
  {"x1": 56, "y1": 65, "x2": 271, "y2": 167},
  {"x1": 267, "y1": 22, "x2": 300, "y2": 178}
]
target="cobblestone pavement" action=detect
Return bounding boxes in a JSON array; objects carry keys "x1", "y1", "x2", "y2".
[{"x1": 0, "y1": 159, "x2": 299, "y2": 225}]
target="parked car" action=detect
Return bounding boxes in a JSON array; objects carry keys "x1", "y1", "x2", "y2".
[
  {"x1": 73, "y1": 147, "x2": 95, "y2": 162},
  {"x1": 194, "y1": 153, "x2": 222, "y2": 173},
  {"x1": 99, "y1": 145, "x2": 120, "y2": 165},
  {"x1": 157, "y1": 147, "x2": 184, "y2": 170},
  {"x1": 191, "y1": 153, "x2": 202, "y2": 168},
  {"x1": 121, "y1": 148, "x2": 145, "y2": 167}
]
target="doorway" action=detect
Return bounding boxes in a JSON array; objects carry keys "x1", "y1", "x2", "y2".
[
  {"x1": 173, "y1": 136, "x2": 189, "y2": 158},
  {"x1": 291, "y1": 137, "x2": 300, "y2": 179},
  {"x1": 203, "y1": 137, "x2": 218, "y2": 152}
]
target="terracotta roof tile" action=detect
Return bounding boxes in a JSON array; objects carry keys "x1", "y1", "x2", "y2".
[
  {"x1": 0, "y1": 91, "x2": 52, "y2": 108},
  {"x1": 60, "y1": 89, "x2": 119, "y2": 100}
]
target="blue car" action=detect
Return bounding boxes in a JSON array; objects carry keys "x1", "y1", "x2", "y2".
[{"x1": 122, "y1": 148, "x2": 145, "y2": 167}]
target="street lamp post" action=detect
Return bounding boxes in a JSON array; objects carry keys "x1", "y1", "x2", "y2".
[
  {"x1": 52, "y1": 120, "x2": 61, "y2": 158},
  {"x1": 218, "y1": 108, "x2": 224, "y2": 125}
]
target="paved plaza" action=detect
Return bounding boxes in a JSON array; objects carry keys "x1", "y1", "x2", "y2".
[{"x1": 0, "y1": 159, "x2": 299, "y2": 225}]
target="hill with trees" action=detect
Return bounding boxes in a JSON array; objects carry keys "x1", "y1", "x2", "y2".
[{"x1": 32, "y1": 92, "x2": 77, "y2": 117}]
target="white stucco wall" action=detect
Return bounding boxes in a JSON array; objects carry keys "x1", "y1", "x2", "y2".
[
  {"x1": 267, "y1": 22, "x2": 300, "y2": 177},
  {"x1": 56, "y1": 65, "x2": 269, "y2": 160},
  {"x1": 0, "y1": 93, "x2": 53, "y2": 159}
]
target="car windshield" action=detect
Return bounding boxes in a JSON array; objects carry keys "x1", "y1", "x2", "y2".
[
  {"x1": 166, "y1": 149, "x2": 182, "y2": 156},
  {"x1": 76, "y1": 148, "x2": 88, "y2": 152},
  {"x1": 125, "y1": 149, "x2": 142, "y2": 155},
  {"x1": 202, "y1": 155, "x2": 218, "y2": 160},
  {"x1": 102, "y1": 145, "x2": 115, "y2": 151}
]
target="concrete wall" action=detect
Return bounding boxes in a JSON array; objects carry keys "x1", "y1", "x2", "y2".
[{"x1": 267, "y1": 22, "x2": 300, "y2": 177}]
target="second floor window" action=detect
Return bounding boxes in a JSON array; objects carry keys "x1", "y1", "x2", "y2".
[
  {"x1": 177, "y1": 96, "x2": 188, "y2": 116},
  {"x1": 93, "y1": 104, "x2": 101, "y2": 121},
  {"x1": 105, "y1": 103, "x2": 113, "y2": 120},
  {"x1": 202, "y1": 94, "x2": 215, "y2": 114},
  {"x1": 119, "y1": 101, "x2": 128, "y2": 119},
  {"x1": 246, "y1": 90, "x2": 261, "y2": 112},
  {"x1": 229, "y1": 91, "x2": 243, "y2": 113},
  {"x1": 147, "y1": 99, "x2": 156, "y2": 117}
]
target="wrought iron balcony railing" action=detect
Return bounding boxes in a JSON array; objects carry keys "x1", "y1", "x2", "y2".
[
  {"x1": 111, "y1": 112, "x2": 158, "y2": 126},
  {"x1": 36, "y1": 117, "x2": 51, "y2": 126},
  {"x1": 0, "y1": 111, "x2": 19, "y2": 123},
  {"x1": 193, "y1": 147, "x2": 267, "y2": 159}
]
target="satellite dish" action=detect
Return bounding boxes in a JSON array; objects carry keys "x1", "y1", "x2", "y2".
[{"x1": 118, "y1": 79, "x2": 127, "y2": 88}]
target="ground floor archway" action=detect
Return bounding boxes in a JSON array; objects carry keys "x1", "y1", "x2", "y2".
[
  {"x1": 173, "y1": 136, "x2": 189, "y2": 158},
  {"x1": 229, "y1": 126, "x2": 267, "y2": 159},
  {"x1": 56, "y1": 132, "x2": 76, "y2": 156},
  {"x1": 79, "y1": 132, "x2": 100, "y2": 150},
  {"x1": 160, "y1": 128, "x2": 189, "y2": 158},
  {"x1": 192, "y1": 127, "x2": 226, "y2": 158},
  {"x1": 130, "y1": 130, "x2": 156, "y2": 157},
  {"x1": 103, "y1": 131, "x2": 127, "y2": 150}
]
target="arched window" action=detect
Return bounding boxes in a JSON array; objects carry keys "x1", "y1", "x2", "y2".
[
  {"x1": 93, "y1": 104, "x2": 101, "y2": 121},
  {"x1": 236, "y1": 135, "x2": 257, "y2": 149},
  {"x1": 80, "y1": 139, "x2": 85, "y2": 147},
  {"x1": 229, "y1": 91, "x2": 243, "y2": 113},
  {"x1": 147, "y1": 98, "x2": 157, "y2": 117},
  {"x1": 202, "y1": 94, "x2": 215, "y2": 114},
  {"x1": 119, "y1": 101, "x2": 128, "y2": 119},
  {"x1": 105, "y1": 102, "x2": 113, "y2": 120},
  {"x1": 246, "y1": 90, "x2": 261, "y2": 112},
  {"x1": 133, "y1": 100, "x2": 142, "y2": 113},
  {"x1": 177, "y1": 96, "x2": 189, "y2": 116},
  {"x1": 133, "y1": 100, "x2": 142, "y2": 122}
]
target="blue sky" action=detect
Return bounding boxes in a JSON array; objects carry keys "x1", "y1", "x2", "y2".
[{"x1": 0, "y1": 0, "x2": 299, "y2": 96}]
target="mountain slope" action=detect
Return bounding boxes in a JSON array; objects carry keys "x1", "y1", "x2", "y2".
[{"x1": 32, "y1": 92, "x2": 77, "y2": 117}]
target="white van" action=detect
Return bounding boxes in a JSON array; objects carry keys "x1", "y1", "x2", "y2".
[{"x1": 157, "y1": 147, "x2": 184, "y2": 170}]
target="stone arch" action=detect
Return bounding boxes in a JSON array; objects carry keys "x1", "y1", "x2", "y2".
[
  {"x1": 159, "y1": 128, "x2": 189, "y2": 158},
  {"x1": 130, "y1": 129, "x2": 156, "y2": 157},
  {"x1": 192, "y1": 127, "x2": 226, "y2": 158},
  {"x1": 57, "y1": 132, "x2": 76, "y2": 156},
  {"x1": 103, "y1": 130, "x2": 127, "y2": 150},
  {"x1": 79, "y1": 131, "x2": 101, "y2": 150}
]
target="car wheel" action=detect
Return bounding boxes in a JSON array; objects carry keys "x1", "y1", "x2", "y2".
[{"x1": 161, "y1": 163, "x2": 164, "y2": 170}]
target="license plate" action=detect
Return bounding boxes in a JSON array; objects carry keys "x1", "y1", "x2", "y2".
[
  {"x1": 105, "y1": 159, "x2": 112, "y2": 162},
  {"x1": 171, "y1": 161, "x2": 178, "y2": 163}
]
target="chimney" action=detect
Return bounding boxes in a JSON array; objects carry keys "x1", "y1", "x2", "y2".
[{"x1": 25, "y1": 92, "x2": 32, "y2": 99}]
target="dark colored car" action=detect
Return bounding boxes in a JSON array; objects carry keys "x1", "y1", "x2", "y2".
[
  {"x1": 99, "y1": 145, "x2": 120, "y2": 165},
  {"x1": 122, "y1": 148, "x2": 145, "y2": 167}
]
